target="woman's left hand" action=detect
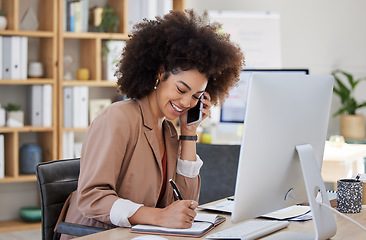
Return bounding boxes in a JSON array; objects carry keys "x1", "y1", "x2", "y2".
[{"x1": 180, "y1": 92, "x2": 213, "y2": 133}]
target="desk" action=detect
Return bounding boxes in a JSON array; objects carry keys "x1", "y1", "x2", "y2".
[
  {"x1": 322, "y1": 142, "x2": 366, "y2": 188},
  {"x1": 75, "y1": 200, "x2": 366, "y2": 240}
]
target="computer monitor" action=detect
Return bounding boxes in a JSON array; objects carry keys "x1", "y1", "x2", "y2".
[
  {"x1": 231, "y1": 73, "x2": 337, "y2": 239},
  {"x1": 220, "y1": 69, "x2": 309, "y2": 123}
]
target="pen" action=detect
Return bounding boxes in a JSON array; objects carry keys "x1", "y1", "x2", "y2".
[{"x1": 169, "y1": 179, "x2": 183, "y2": 200}]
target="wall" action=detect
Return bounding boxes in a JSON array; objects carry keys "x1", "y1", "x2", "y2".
[{"x1": 186, "y1": 0, "x2": 366, "y2": 137}]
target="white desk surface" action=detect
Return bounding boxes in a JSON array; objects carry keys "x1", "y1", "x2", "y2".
[{"x1": 323, "y1": 142, "x2": 366, "y2": 162}]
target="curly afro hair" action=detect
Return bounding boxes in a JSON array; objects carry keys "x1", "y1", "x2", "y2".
[{"x1": 116, "y1": 9, "x2": 245, "y2": 105}]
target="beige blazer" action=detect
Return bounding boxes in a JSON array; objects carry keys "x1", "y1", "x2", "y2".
[{"x1": 60, "y1": 96, "x2": 201, "y2": 232}]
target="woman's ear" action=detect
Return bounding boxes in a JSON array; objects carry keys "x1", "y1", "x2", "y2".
[{"x1": 158, "y1": 66, "x2": 165, "y2": 80}]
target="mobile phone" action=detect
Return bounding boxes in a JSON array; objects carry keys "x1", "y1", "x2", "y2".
[{"x1": 187, "y1": 98, "x2": 203, "y2": 125}]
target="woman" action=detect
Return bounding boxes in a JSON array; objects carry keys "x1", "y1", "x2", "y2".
[{"x1": 59, "y1": 9, "x2": 244, "y2": 239}]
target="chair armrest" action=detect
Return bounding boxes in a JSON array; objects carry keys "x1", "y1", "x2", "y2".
[{"x1": 55, "y1": 221, "x2": 107, "y2": 238}]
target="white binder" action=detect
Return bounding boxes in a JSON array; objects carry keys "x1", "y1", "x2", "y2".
[
  {"x1": 2, "y1": 36, "x2": 12, "y2": 79},
  {"x1": 0, "y1": 36, "x2": 2, "y2": 79},
  {"x1": 62, "y1": 131, "x2": 75, "y2": 159},
  {"x1": 63, "y1": 87, "x2": 73, "y2": 128},
  {"x1": 0, "y1": 134, "x2": 4, "y2": 179},
  {"x1": 30, "y1": 85, "x2": 43, "y2": 126},
  {"x1": 20, "y1": 37, "x2": 28, "y2": 80},
  {"x1": 42, "y1": 84, "x2": 52, "y2": 127},
  {"x1": 73, "y1": 86, "x2": 89, "y2": 128},
  {"x1": 10, "y1": 36, "x2": 21, "y2": 80}
]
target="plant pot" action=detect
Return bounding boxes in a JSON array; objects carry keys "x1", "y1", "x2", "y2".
[
  {"x1": 0, "y1": 16, "x2": 7, "y2": 30},
  {"x1": 6, "y1": 110, "x2": 24, "y2": 127},
  {"x1": 340, "y1": 114, "x2": 365, "y2": 140}
]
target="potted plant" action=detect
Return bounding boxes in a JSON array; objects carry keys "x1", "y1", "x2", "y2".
[
  {"x1": 0, "y1": 10, "x2": 7, "y2": 30},
  {"x1": 5, "y1": 103, "x2": 24, "y2": 127},
  {"x1": 98, "y1": 4, "x2": 119, "y2": 33},
  {"x1": 332, "y1": 69, "x2": 366, "y2": 140}
]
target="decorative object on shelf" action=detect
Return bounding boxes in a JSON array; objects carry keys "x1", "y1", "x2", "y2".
[
  {"x1": 89, "y1": 99, "x2": 112, "y2": 123},
  {"x1": 63, "y1": 55, "x2": 74, "y2": 80},
  {"x1": 19, "y1": 143, "x2": 42, "y2": 174},
  {"x1": 77, "y1": 68, "x2": 90, "y2": 81},
  {"x1": 5, "y1": 103, "x2": 24, "y2": 127},
  {"x1": 19, "y1": 206, "x2": 42, "y2": 222},
  {"x1": 28, "y1": 61, "x2": 44, "y2": 78},
  {"x1": 102, "y1": 40, "x2": 125, "y2": 81},
  {"x1": 0, "y1": 9, "x2": 7, "y2": 30},
  {"x1": 329, "y1": 135, "x2": 345, "y2": 148},
  {"x1": 332, "y1": 69, "x2": 366, "y2": 140},
  {"x1": 0, "y1": 103, "x2": 5, "y2": 127},
  {"x1": 98, "y1": 4, "x2": 119, "y2": 33},
  {"x1": 90, "y1": 6, "x2": 104, "y2": 31},
  {"x1": 19, "y1": 7, "x2": 39, "y2": 31}
]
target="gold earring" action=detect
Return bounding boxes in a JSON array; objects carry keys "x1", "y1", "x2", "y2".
[{"x1": 154, "y1": 79, "x2": 160, "y2": 90}]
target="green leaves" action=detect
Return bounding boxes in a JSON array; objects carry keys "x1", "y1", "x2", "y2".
[
  {"x1": 4, "y1": 103, "x2": 21, "y2": 111},
  {"x1": 97, "y1": 4, "x2": 119, "y2": 33},
  {"x1": 332, "y1": 69, "x2": 366, "y2": 116}
]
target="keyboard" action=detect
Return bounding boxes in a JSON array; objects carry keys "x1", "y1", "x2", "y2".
[{"x1": 206, "y1": 220, "x2": 289, "y2": 240}]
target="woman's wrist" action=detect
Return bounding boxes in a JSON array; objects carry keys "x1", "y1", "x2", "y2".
[{"x1": 179, "y1": 135, "x2": 198, "y2": 141}]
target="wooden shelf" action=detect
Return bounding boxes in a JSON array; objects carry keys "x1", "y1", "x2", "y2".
[
  {"x1": 63, "y1": 80, "x2": 117, "y2": 87},
  {"x1": 0, "y1": 175, "x2": 37, "y2": 183},
  {"x1": 0, "y1": 79, "x2": 55, "y2": 85},
  {"x1": 0, "y1": 220, "x2": 41, "y2": 233},
  {"x1": 0, "y1": 30, "x2": 55, "y2": 37},
  {"x1": 0, "y1": 126, "x2": 54, "y2": 133},
  {"x1": 62, "y1": 31, "x2": 129, "y2": 40}
]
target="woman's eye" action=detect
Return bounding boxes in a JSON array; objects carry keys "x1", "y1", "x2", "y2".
[
  {"x1": 177, "y1": 87, "x2": 185, "y2": 93},
  {"x1": 192, "y1": 95, "x2": 200, "y2": 100}
]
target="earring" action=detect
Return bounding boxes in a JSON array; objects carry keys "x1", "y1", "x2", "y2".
[{"x1": 154, "y1": 79, "x2": 160, "y2": 90}]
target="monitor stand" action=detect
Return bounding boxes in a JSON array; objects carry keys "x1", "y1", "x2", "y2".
[{"x1": 263, "y1": 144, "x2": 337, "y2": 240}]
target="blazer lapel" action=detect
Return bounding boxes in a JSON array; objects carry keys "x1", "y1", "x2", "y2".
[
  {"x1": 135, "y1": 97, "x2": 162, "y2": 169},
  {"x1": 164, "y1": 120, "x2": 179, "y2": 181}
]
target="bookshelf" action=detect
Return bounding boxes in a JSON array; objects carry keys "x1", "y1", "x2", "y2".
[
  {"x1": 0, "y1": 0, "x2": 186, "y2": 232},
  {"x1": 57, "y1": 0, "x2": 186, "y2": 159},
  {"x1": 0, "y1": 0, "x2": 57, "y2": 231}
]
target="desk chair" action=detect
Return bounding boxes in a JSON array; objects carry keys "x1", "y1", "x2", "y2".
[
  {"x1": 197, "y1": 143, "x2": 240, "y2": 204},
  {"x1": 36, "y1": 158, "x2": 106, "y2": 240}
]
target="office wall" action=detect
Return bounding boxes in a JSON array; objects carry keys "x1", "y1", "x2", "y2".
[{"x1": 186, "y1": 0, "x2": 366, "y2": 137}]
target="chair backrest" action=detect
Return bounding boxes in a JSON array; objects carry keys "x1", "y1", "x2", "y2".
[
  {"x1": 36, "y1": 158, "x2": 80, "y2": 240},
  {"x1": 197, "y1": 143, "x2": 240, "y2": 204}
]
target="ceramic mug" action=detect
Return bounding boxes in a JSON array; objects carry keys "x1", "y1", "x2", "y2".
[{"x1": 337, "y1": 179, "x2": 363, "y2": 213}]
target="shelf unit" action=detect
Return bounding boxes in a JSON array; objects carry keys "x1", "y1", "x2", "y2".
[
  {"x1": 0, "y1": 0, "x2": 57, "y2": 231},
  {"x1": 0, "y1": 0, "x2": 186, "y2": 232},
  {"x1": 57, "y1": 0, "x2": 186, "y2": 158}
]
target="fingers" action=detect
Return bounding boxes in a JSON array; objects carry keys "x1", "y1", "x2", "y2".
[{"x1": 188, "y1": 200, "x2": 198, "y2": 210}]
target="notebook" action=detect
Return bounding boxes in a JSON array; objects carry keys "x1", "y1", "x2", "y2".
[{"x1": 131, "y1": 213, "x2": 226, "y2": 237}]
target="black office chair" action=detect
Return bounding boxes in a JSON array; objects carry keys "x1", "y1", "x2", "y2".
[
  {"x1": 36, "y1": 158, "x2": 106, "y2": 240},
  {"x1": 197, "y1": 143, "x2": 241, "y2": 204}
]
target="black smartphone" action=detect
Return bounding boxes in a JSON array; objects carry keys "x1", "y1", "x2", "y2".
[{"x1": 187, "y1": 98, "x2": 203, "y2": 125}]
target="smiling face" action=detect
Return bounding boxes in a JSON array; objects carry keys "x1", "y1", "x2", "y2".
[{"x1": 149, "y1": 69, "x2": 208, "y2": 121}]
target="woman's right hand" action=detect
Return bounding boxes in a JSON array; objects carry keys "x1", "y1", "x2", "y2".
[{"x1": 158, "y1": 200, "x2": 198, "y2": 228}]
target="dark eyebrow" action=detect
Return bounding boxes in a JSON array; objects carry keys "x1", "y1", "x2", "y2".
[
  {"x1": 178, "y1": 80, "x2": 205, "y2": 94},
  {"x1": 178, "y1": 80, "x2": 191, "y2": 91}
]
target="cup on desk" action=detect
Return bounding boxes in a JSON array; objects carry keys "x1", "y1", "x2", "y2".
[{"x1": 337, "y1": 178, "x2": 363, "y2": 213}]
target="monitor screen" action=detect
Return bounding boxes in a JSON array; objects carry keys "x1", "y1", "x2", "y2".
[
  {"x1": 231, "y1": 73, "x2": 336, "y2": 238},
  {"x1": 220, "y1": 69, "x2": 309, "y2": 123}
]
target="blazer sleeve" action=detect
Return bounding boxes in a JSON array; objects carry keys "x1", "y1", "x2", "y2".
[
  {"x1": 76, "y1": 103, "x2": 137, "y2": 224},
  {"x1": 175, "y1": 155, "x2": 203, "y2": 202}
]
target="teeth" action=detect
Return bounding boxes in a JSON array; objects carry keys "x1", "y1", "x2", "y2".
[{"x1": 171, "y1": 102, "x2": 183, "y2": 112}]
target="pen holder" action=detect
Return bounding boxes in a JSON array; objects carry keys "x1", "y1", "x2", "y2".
[{"x1": 337, "y1": 179, "x2": 363, "y2": 213}]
